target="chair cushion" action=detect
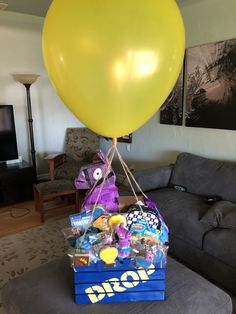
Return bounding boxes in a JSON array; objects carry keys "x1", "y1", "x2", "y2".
[
  {"x1": 200, "y1": 200, "x2": 236, "y2": 229},
  {"x1": 203, "y1": 228, "x2": 236, "y2": 270},
  {"x1": 147, "y1": 188, "x2": 213, "y2": 249},
  {"x1": 170, "y1": 152, "x2": 236, "y2": 203},
  {"x1": 36, "y1": 180, "x2": 75, "y2": 194},
  {"x1": 54, "y1": 161, "x2": 87, "y2": 181}
]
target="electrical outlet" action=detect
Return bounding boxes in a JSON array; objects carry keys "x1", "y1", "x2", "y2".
[{"x1": 126, "y1": 144, "x2": 131, "y2": 152}]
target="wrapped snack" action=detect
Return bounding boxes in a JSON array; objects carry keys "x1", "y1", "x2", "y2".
[
  {"x1": 116, "y1": 223, "x2": 132, "y2": 260},
  {"x1": 108, "y1": 214, "x2": 126, "y2": 229},
  {"x1": 69, "y1": 211, "x2": 92, "y2": 231},
  {"x1": 62, "y1": 227, "x2": 82, "y2": 247},
  {"x1": 93, "y1": 215, "x2": 111, "y2": 232},
  {"x1": 73, "y1": 252, "x2": 90, "y2": 267},
  {"x1": 99, "y1": 246, "x2": 118, "y2": 266}
]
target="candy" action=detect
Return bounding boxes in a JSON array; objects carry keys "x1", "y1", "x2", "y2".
[
  {"x1": 116, "y1": 223, "x2": 132, "y2": 259},
  {"x1": 125, "y1": 204, "x2": 168, "y2": 245},
  {"x1": 108, "y1": 214, "x2": 126, "y2": 229},
  {"x1": 73, "y1": 253, "x2": 90, "y2": 267},
  {"x1": 93, "y1": 215, "x2": 110, "y2": 232},
  {"x1": 99, "y1": 247, "x2": 118, "y2": 265},
  {"x1": 93, "y1": 206, "x2": 106, "y2": 220},
  {"x1": 135, "y1": 255, "x2": 152, "y2": 268}
]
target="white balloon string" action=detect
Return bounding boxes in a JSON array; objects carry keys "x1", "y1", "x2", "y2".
[
  {"x1": 115, "y1": 148, "x2": 140, "y2": 203},
  {"x1": 115, "y1": 146, "x2": 146, "y2": 215},
  {"x1": 115, "y1": 146, "x2": 148, "y2": 199},
  {"x1": 118, "y1": 153, "x2": 149, "y2": 200}
]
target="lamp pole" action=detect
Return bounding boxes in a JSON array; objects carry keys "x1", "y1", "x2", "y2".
[
  {"x1": 13, "y1": 74, "x2": 40, "y2": 182},
  {"x1": 25, "y1": 83, "x2": 37, "y2": 182}
]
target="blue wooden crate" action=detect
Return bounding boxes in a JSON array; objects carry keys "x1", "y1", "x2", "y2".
[{"x1": 73, "y1": 259, "x2": 166, "y2": 304}]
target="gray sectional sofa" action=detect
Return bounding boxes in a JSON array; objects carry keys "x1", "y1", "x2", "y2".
[{"x1": 134, "y1": 152, "x2": 236, "y2": 294}]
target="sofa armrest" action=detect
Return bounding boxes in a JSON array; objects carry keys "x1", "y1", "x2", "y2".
[
  {"x1": 44, "y1": 153, "x2": 66, "y2": 181},
  {"x1": 131, "y1": 165, "x2": 173, "y2": 192}
]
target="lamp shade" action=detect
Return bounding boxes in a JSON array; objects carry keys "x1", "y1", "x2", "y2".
[{"x1": 13, "y1": 74, "x2": 40, "y2": 85}]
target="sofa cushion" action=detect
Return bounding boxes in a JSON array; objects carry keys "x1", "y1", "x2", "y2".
[
  {"x1": 203, "y1": 228, "x2": 236, "y2": 270},
  {"x1": 170, "y1": 152, "x2": 236, "y2": 203},
  {"x1": 200, "y1": 200, "x2": 236, "y2": 228},
  {"x1": 147, "y1": 188, "x2": 213, "y2": 249},
  {"x1": 132, "y1": 165, "x2": 173, "y2": 192}
]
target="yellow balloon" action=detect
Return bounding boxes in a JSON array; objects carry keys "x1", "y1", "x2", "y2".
[{"x1": 42, "y1": 0, "x2": 185, "y2": 138}]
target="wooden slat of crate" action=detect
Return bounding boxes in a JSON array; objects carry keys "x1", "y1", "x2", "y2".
[
  {"x1": 75, "y1": 279, "x2": 165, "y2": 294},
  {"x1": 73, "y1": 259, "x2": 165, "y2": 272},
  {"x1": 74, "y1": 268, "x2": 165, "y2": 283},
  {"x1": 75, "y1": 290, "x2": 165, "y2": 304}
]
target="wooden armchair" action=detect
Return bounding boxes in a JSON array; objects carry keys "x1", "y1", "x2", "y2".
[{"x1": 45, "y1": 128, "x2": 100, "y2": 181}]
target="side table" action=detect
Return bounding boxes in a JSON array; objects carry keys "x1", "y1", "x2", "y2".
[
  {"x1": 34, "y1": 179, "x2": 79, "y2": 222},
  {"x1": 0, "y1": 161, "x2": 34, "y2": 207}
]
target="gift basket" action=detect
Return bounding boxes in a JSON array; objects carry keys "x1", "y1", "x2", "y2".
[{"x1": 62, "y1": 145, "x2": 169, "y2": 304}]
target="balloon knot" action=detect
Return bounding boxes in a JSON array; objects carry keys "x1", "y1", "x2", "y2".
[{"x1": 112, "y1": 138, "x2": 118, "y2": 148}]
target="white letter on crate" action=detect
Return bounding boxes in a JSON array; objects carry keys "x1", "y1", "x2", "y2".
[
  {"x1": 121, "y1": 271, "x2": 140, "y2": 288},
  {"x1": 147, "y1": 265, "x2": 155, "y2": 276},
  {"x1": 108, "y1": 278, "x2": 126, "y2": 292},
  {"x1": 102, "y1": 281, "x2": 115, "y2": 297},
  {"x1": 137, "y1": 269, "x2": 150, "y2": 283},
  {"x1": 85, "y1": 286, "x2": 105, "y2": 304}
]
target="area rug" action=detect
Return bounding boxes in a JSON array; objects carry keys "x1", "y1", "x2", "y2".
[{"x1": 0, "y1": 218, "x2": 69, "y2": 313}]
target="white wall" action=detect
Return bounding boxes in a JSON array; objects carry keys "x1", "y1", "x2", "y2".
[
  {"x1": 101, "y1": 0, "x2": 236, "y2": 171},
  {"x1": 1, "y1": 0, "x2": 236, "y2": 176},
  {"x1": 0, "y1": 11, "x2": 83, "y2": 175}
]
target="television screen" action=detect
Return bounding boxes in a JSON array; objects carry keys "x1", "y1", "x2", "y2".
[{"x1": 0, "y1": 105, "x2": 18, "y2": 162}]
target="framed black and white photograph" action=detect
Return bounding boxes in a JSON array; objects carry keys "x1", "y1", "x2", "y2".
[
  {"x1": 104, "y1": 134, "x2": 132, "y2": 143},
  {"x1": 117, "y1": 134, "x2": 132, "y2": 143},
  {"x1": 160, "y1": 68, "x2": 184, "y2": 126},
  {"x1": 186, "y1": 38, "x2": 236, "y2": 130}
]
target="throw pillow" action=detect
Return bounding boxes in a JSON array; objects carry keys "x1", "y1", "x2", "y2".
[{"x1": 200, "y1": 200, "x2": 236, "y2": 229}]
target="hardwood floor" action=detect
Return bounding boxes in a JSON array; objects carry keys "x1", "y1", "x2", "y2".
[
  {"x1": 0, "y1": 199, "x2": 79, "y2": 238},
  {"x1": 0, "y1": 188, "x2": 128, "y2": 238}
]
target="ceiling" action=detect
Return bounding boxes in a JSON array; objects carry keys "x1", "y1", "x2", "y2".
[
  {"x1": 1, "y1": 0, "x2": 52, "y2": 17},
  {"x1": 1, "y1": 0, "x2": 190, "y2": 17}
]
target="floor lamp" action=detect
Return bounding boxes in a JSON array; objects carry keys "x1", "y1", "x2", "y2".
[{"x1": 13, "y1": 74, "x2": 40, "y2": 182}]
